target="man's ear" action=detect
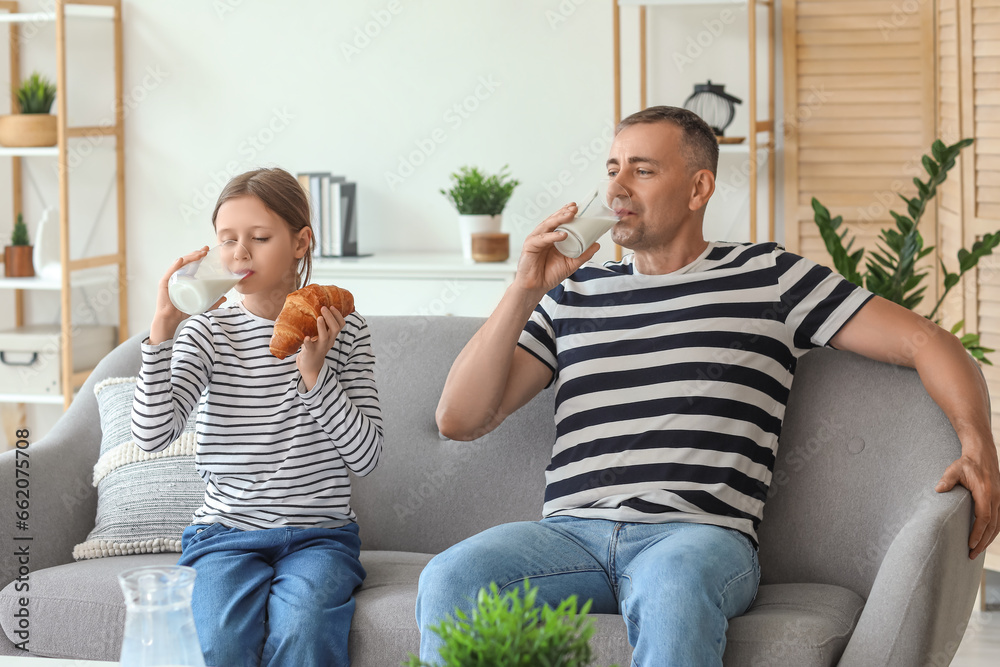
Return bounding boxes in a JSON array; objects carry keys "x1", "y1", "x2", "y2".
[
  {"x1": 294, "y1": 226, "x2": 312, "y2": 259},
  {"x1": 689, "y1": 169, "x2": 716, "y2": 211}
]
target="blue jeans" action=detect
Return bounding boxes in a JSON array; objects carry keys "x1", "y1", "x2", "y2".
[
  {"x1": 177, "y1": 522, "x2": 366, "y2": 667},
  {"x1": 415, "y1": 517, "x2": 759, "y2": 667}
]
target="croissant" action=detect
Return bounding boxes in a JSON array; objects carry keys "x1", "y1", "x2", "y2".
[{"x1": 268, "y1": 284, "x2": 356, "y2": 359}]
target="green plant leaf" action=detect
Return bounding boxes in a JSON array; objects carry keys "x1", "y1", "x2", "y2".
[{"x1": 922, "y1": 155, "x2": 940, "y2": 178}]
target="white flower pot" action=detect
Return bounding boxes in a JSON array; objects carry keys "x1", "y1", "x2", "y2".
[{"x1": 458, "y1": 214, "x2": 502, "y2": 260}]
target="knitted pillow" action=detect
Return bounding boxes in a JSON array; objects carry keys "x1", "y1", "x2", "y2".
[{"x1": 72, "y1": 377, "x2": 204, "y2": 560}]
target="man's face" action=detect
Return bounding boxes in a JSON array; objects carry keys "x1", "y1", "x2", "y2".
[{"x1": 605, "y1": 122, "x2": 712, "y2": 251}]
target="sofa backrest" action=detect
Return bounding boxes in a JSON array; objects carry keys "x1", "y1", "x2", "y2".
[
  {"x1": 77, "y1": 316, "x2": 968, "y2": 603},
  {"x1": 353, "y1": 316, "x2": 555, "y2": 554},
  {"x1": 754, "y1": 347, "x2": 965, "y2": 600},
  {"x1": 358, "y1": 317, "x2": 969, "y2": 603}
]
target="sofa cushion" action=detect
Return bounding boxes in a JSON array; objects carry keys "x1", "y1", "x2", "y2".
[
  {"x1": 73, "y1": 377, "x2": 204, "y2": 560},
  {"x1": 1, "y1": 550, "x2": 864, "y2": 665},
  {"x1": 723, "y1": 583, "x2": 866, "y2": 666},
  {"x1": 0, "y1": 553, "x2": 179, "y2": 659}
]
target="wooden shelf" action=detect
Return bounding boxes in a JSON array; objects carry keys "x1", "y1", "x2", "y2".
[
  {"x1": 613, "y1": 0, "x2": 776, "y2": 250},
  {"x1": 0, "y1": 5, "x2": 114, "y2": 22},
  {"x1": 618, "y1": 1, "x2": 748, "y2": 6},
  {"x1": 0, "y1": 0, "x2": 127, "y2": 412},
  {"x1": 0, "y1": 393, "x2": 67, "y2": 405},
  {"x1": 0, "y1": 146, "x2": 58, "y2": 157},
  {"x1": 0, "y1": 266, "x2": 117, "y2": 290}
]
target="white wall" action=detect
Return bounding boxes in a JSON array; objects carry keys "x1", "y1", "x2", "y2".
[{"x1": 0, "y1": 0, "x2": 782, "y2": 439}]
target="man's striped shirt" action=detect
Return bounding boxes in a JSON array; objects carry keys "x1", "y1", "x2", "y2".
[
  {"x1": 517, "y1": 241, "x2": 875, "y2": 545},
  {"x1": 131, "y1": 301, "x2": 383, "y2": 531}
]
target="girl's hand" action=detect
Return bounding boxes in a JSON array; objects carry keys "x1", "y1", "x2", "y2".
[
  {"x1": 297, "y1": 306, "x2": 346, "y2": 391},
  {"x1": 149, "y1": 246, "x2": 227, "y2": 345}
]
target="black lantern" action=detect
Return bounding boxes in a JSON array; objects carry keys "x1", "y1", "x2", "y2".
[{"x1": 683, "y1": 81, "x2": 742, "y2": 137}]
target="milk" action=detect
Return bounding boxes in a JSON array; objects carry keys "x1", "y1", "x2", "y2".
[
  {"x1": 554, "y1": 216, "x2": 617, "y2": 259},
  {"x1": 168, "y1": 275, "x2": 240, "y2": 315}
]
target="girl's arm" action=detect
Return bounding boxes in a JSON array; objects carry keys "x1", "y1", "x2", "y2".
[
  {"x1": 297, "y1": 313, "x2": 383, "y2": 476},
  {"x1": 131, "y1": 247, "x2": 221, "y2": 452},
  {"x1": 131, "y1": 316, "x2": 214, "y2": 452}
]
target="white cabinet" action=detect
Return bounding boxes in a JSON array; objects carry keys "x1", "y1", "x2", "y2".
[{"x1": 311, "y1": 253, "x2": 517, "y2": 318}]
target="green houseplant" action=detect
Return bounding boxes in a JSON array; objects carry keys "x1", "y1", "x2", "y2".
[
  {"x1": 0, "y1": 72, "x2": 58, "y2": 148},
  {"x1": 812, "y1": 138, "x2": 1000, "y2": 365},
  {"x1": 441, "y1": 165, "x2": 520, "y2": 260},
  {"x1": 4, "y1": 213, "x2": 35, "y2": 278},
  {"x1": 405, "y1": 580, "x2": 618, "y2": 667}
]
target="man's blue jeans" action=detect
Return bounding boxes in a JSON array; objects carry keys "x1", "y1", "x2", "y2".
[
  {"x1": 177, "y1": 522, "x2": 366, "y2": 667},
  {"x1": 415, "y1": 517, "x2": 759, "y2": 667}
]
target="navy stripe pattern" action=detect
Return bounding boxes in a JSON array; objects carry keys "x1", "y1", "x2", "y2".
[
  {"x1": 131, "y1": 302, "x2": 383, "y2": 531},
  {"x1": 517, "y1": 242, "x2": 874, "y2": 545}
]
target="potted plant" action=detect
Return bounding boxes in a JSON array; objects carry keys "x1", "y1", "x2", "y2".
[
  {"x1": 441, "y1": 165, "x2": 519, "y2": 260},
  {"x1": 0, "y1": 72, "x2": 58, "y2": 148},
  {"x1": 405, "y1": 580, "x2": 619, "y2": 667},
  {"x1": 5, "y1": 214, "x2": 34, "y2": 278},
  {"x1": 812, "y1": 138, "x2": 1000, "y2": 365}
]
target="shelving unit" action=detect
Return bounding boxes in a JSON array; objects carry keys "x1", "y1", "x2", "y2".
[
  {"x1": 613, "y1": 0, "x2": 776, "y2": 251},
  {"x1": 0, "y1": 0, "x2": 127, "y2": 410}
]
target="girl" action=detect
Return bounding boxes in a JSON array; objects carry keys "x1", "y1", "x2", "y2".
[{"x1": 130, "y1": 167, "x2": 383, "y2": 667}]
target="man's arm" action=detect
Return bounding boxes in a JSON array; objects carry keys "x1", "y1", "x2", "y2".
[
  {"x1": 436, "y1": 202, "x2": 600, "y2": 441},
  {"x1": 830, "y1": 295, "x2": 1000, "y2": 559}
]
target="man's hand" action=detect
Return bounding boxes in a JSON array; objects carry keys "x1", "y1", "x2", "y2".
[
  {"x1": 514, "y1": 203, "x2": 601, "y2": 299},
  {"x1": 297, "y1": 306, "x2": 345, "y2": 392},
  {"x1": 936, "y1": 447, "x2": 1000, "y2": 559}
]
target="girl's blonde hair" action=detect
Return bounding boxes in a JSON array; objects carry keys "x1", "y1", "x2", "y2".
[{"x1": 211, "y1": 167, "x2": 315, "y2": 288}]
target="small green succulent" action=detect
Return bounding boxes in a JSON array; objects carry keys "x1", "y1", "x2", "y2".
[
  {"x1": 16, "y1": 72, "x2": 57, "y2": 114},
  {"x1": 441, "y1": 165, "x2": 520, "y2": 216},
  {"x1": 10, "y1": 214, "x2": 29, "y2": 246}
]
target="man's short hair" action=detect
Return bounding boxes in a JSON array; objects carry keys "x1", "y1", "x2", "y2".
[{"x1": 617, "y1": 106, "x2": 720, "y2": 176}]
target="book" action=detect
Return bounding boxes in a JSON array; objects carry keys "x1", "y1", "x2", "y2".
[
  {"x1": 340, "y1": 182, "x2": 357, "y2": 257},
  {"x1": 320, "y1": 173, "x2": 332, "y2": 256},
  {"x1": 329, "y1": 180, "x2": 343, "y2": 257},
  {"x1": 307, "y1": 174, "x2": 324, "y2": 257},
  {"x1": 298, "y1": 172, "x2": 325, "y2": 257}
]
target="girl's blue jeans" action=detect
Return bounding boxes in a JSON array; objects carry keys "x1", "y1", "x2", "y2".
[
  {"x1": 177, "y1": 521, "x2": 366, "y2": 667},
  {"x1": 415, "y1": 517, "x2": 759, "y2": 667}
]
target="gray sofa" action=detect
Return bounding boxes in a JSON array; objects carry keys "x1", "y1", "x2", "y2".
[{"x1": 0, "y1": 316, "x2": 985, "y2": 666}]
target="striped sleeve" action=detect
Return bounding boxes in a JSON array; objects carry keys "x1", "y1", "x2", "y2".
[
  {"x1": 130, "y1": 317, "x2": 214, "y2": 452},
  {"x1": 517, "y1": 290, "x2": 559, "y2": 383},
  {"x1": 296, "y1": 313, "x2": 383, "y2": 477},
  {"x1": 776, "y1": 249, "x2": 875, "y2": 354}
]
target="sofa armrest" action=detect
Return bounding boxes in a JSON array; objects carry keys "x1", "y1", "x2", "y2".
[
  {"x1": 0, "y1": 385, "x2": 103, "y2": 591},
  {"x1": 838, "y1": 486, "x2": 983, "y2": 667}
]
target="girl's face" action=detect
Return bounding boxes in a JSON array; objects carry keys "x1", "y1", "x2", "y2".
[{"x1": 214, "y1": 195, "x2": 310, "y2": 304}]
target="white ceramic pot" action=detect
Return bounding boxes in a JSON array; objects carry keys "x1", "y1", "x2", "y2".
[{"x1": 458, "y1": 214, "x2": 502, "y2": 260}]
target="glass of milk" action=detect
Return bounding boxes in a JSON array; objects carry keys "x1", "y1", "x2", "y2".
[
  {"x1": 554, "y1": 180, "x2": 632, "y2": 259},
  {"x1": 167, "y1": 241, "x2": 252, "y2": 315}
]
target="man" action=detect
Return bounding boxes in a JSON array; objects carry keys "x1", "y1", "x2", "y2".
[{"x1": 416, "y1": 106, "x2": 1000, "y2": 666}]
